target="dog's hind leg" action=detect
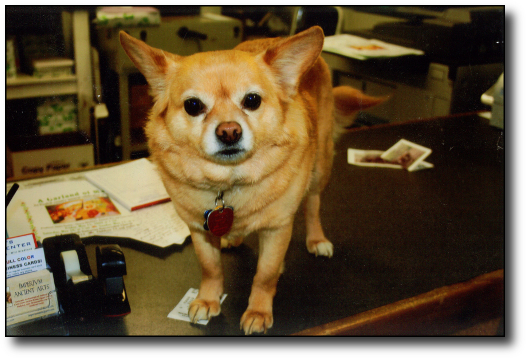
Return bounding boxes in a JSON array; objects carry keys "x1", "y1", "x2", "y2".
[
  {"x1": 304, "y1": 193, "x2": 334, "y2": 257},
  {"x1": 188, "y1": 231, "x2": 224, "y2": 323}
]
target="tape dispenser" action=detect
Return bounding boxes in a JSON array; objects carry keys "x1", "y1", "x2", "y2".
[{"x1": 42, "y1": 234, "x2": 131, "y2": 319}]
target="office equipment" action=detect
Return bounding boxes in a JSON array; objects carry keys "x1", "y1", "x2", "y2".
[
  {"x1": 96, "y1": 244, "x2": 131, "y2": 316},
  {"x1": 43, "y1": 234, "x2": 131, "y2": 318},
  {"x1": 350, "y1": 6, "x2": 504, "y2": 65},
  {"x1": 323, "y1": 6, "x2": 503, "y2": 122}
]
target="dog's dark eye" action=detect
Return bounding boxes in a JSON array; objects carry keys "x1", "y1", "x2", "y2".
[
  {"x1": 242, "y1": 93, "x2": 261, "y2": 111},
  {"x1": 184, "y1": 98, "x2": 205, "y2": 116}
]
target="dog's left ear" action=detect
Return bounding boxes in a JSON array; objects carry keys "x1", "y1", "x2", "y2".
[
  {"x1": 119, "y1": 31, "x2": 179, "y2": 98},
  {"x1": 262, "y1": 26, "x2": 324, "y2": 97}
]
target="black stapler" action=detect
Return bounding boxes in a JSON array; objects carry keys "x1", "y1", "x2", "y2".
[{"x1": 96, "y1": 244, "x2": 130, "y2": 317}]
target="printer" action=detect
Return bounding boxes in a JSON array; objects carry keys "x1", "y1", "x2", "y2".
[
  {"x1": 350, "y1": 6, "x2": 504, "y2": 68},
  {"x1": 323, "y1": 6, "x2": 504, "y2": 122}
]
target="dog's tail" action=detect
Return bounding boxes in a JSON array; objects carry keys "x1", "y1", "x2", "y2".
[{"x1": 332, "y1": 86, "x2": 388, "y2": 142}]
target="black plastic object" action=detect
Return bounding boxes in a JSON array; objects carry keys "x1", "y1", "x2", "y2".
[
  {"x1": 42, "y1": 235, "x2": 130, "y2": 319},
  {"x1": 96, "y1": 245, "x2": 131, "y2": 317},
  {"x1": 177, "y1": 26, "x2": 208, "y2": 40},
  {"x1": 42, "y1": 234, "x2": 101, "y2": 318}
]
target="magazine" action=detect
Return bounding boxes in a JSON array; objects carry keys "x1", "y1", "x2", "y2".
[{"x1": 6, "y1": 179, "x2": 189, "y2": 247}]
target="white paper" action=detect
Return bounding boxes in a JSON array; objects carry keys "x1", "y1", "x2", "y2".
[
  {"x1": 84, "y1": 158, "x2": 170, "y2": 211},
  {"x1": 348, "y1": 142, "x2": 433, "y2": 172},
  {"x1": 347, "y1": 148, "x2": 404, "y2": 169},
  {"x1": 168, "y1": 288, "x2": 227, "y2": 325},
  {"x1": 6, "y1": 269, "x2": 59, "y2": 326},
  {"x1": 6, "y1": 248, "x2": 47, "y2": 279},
  {"x1": 7, "y1": 233, "x2": 38, "y2": 256},
  {"x1": 323, "y1": 34, "x2": 424, "y2": 60},
  {"x1": 380, "y1": 139, "x2": 432, "y2": 171},
  {"x1": 6, "y1": 179, "x2": 189, "y2": 247}
]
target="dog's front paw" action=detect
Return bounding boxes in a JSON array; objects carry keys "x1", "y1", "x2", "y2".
[
  {"x1": 240, "y1": 309, "x2": 273, "y2": 335},
  {"x1": 307, "y1": 239, "x2": 334, "y2": 258},
  {"x1": 188, "y1": 298, "x2": 221, "y2": 323}
]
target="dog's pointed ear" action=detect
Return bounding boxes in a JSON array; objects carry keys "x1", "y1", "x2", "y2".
[
  {"x1": 262, "y1": 26, "x2": 324, "y2": 97},
  {"x1": 119, "y1": 31, "x2": 178, "y2": 96}
]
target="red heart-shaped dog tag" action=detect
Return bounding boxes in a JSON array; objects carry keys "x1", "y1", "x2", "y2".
[{"x1": 206, "y1": 206, "x2": 234, "y2": 237}]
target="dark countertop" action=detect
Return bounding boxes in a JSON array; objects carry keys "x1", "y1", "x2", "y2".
[{"x1": 8, "y1": 113, "x2": 504, "y2": 336}]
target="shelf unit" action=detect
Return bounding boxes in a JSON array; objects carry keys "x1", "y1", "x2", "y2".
[
  {"x1": 6, "y1": 10, "x2": 93, "y2": 136},
  {"x1": 6, "y1": 74, "x2": 78, "y2": 99}
]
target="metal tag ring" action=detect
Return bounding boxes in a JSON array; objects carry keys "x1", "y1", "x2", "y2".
[{"x1": 215, "y1": 191, "x2": 225, "y2": 210}]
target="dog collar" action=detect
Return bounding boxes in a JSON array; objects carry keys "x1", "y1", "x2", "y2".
[{"x1": 203, "y1": 191, "x2": 234, "y2": 237}]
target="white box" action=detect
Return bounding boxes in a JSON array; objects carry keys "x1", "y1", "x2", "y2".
[
  {"x1": 95, "y1": 6, "x2": 161, "y2": 27},
  {"x1": 32, "y1": 57, "x2": 74, "y2": 78},
  {"x1": 6, "y1": 132, "x2": 94, "y2": 178}
]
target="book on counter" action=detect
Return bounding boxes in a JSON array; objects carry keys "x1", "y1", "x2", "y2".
[{"x1": 84, "y1": 158, "x2": 171, "y2": 211}]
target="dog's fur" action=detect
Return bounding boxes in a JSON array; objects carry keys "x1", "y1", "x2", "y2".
[{"x1": 120, "y1": 26, "x2": 384, "y2": 334}]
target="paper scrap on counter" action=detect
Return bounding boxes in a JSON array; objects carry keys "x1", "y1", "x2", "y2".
[
  {"x1": 323, "y1": 34, "x2": 424, "y2": 60},
  {"x1": 168, "y1": 288, "x2": 227, "y2": 325},
  {"x1": 348, "y1": 139, "x2": 433, "y2": 171},
  {"x1": 381, "y1": 139, "x2": 432, "y2": 171},
  {"x1": 347, "y1": 149, "x2": 404, "y2": 169}
]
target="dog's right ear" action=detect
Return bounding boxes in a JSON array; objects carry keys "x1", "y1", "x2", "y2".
[{"x1": 119, "y1": 31, "x2": 178, "y2": 97}]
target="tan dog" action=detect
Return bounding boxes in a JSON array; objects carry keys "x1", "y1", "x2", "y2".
[{"x1": 120, "y1": 26, "x2": 384, "y2": 334}]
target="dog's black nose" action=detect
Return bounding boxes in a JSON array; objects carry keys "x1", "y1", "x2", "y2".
[{"x1": 216, "y1": 122, "x2": 242, "y2": 145}]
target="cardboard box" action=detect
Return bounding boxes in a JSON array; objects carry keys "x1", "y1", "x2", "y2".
[{"x1": 6, "y1": 132, "x2": 94, "y2": 178}]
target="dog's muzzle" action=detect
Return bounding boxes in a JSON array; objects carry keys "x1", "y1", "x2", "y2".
[{"x1": 215, "y1": 122, "x2": 246, "y2": 160}]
